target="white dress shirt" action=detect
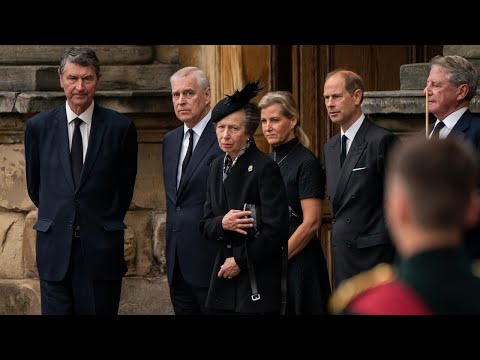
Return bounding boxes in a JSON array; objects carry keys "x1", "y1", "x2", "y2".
[
  {"x1": 341, "y1": 114, "x2": 365, "y2": 154},
  {"x1": 177, "y1": 111, "x2": 211, "y2": 189},
  {"x1": 66, "y1": 100, "x2": 94, "y2": 162},
  {"x1": 430, "y1": 107, "x2": 468, "y2": 139}
]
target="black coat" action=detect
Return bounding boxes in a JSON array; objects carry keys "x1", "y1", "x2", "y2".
[
  {"x1": 324, "y1": 118, "x2": 397, "y2": 287},
  {"x1": 200, "y1": 143, "x2": 289, "y2": 313}
]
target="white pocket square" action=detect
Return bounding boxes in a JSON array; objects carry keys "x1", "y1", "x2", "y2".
[{"x1": 352, "y1": 167, "x2": 367, "y2": 172}]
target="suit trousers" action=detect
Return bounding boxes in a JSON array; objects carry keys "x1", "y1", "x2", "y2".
[
  {"x1": 169, "y1": 253, "x2": 210, "y2": 315},
  {"x1": 40, "y1": 234, "x2": 122, "y2": 315}
]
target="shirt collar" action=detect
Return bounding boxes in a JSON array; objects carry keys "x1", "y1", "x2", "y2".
[
  {"x1": 66, "y1": 100, "x2": 94, "y2": 126},
  {"x1": 435, "y1": 107, "x2": 468, "y2": 130},
  {"x1": 183, "y1": 110, "x2": 211, "y2": 139},
  {"x1": 342, "y1": 114, "x2": 365, "y2": 140}
]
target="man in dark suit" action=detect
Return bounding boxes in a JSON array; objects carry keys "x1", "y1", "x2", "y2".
[
  {"x1": 323, "y1": 69, "x2": 397, "y2": 288},
  {"x1": 163, "y1": 67, "x2": 223, "y2": 314},
  {"x1": 24, "y1": 47, "x2": 138, "y2": 315},
  {"x1": 424, "y1": 55, "x2": 480, "y2": 259}
]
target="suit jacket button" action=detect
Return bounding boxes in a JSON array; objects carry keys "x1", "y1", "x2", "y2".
[
  {"x1": 346, "y1": 242, "x2": 351, "y2": 248},
  {"x1": 351, "y1": 194, "x2": 356, "y2": 199},
  {"x1": 226, "y1": 244, "x2": 232, "y2": 248},
  {"x1": 176, "y1": 206, "x2": 181, "y2": 211},
  {"x1": 346, "y1": 218, "x2": 351, "y2": 223},
  {"x1": 332, "y1": 218, "x2": 336, "y2": 224}
]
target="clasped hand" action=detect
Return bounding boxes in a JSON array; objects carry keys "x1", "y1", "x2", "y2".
[
  {"x1": 218, "y1": 257, "x2": 241, "y2": 279},
  {"x1": 222, "y1": 209, "x2": 254, "y2": 235}
]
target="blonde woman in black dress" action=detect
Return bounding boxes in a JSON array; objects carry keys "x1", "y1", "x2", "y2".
[{"x1": 259, "y1": 91, "x2": 331, "y2": 314}]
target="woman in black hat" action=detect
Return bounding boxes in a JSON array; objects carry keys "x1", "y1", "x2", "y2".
[{"x1": 199, "y1": 82, "x2": 290, "y2": 314}]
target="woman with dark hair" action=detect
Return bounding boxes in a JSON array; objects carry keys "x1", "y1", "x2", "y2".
[
  {"x1": 199, "y1": 83, "x2": 289, "y2": 314},
  {"x1": 259, "y1": 90, "x2": 331, "y2": 314}
]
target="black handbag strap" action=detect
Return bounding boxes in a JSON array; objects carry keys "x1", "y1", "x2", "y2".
[
  {"x1": 245, "y1": 236, "x2": 288, "y2": 314},
  {"x1": 280, "y1": 244, "x2": 288, "y2": 315},
  {"x1": 245, "y1": 237, "x2": 260, "y2": 302}
]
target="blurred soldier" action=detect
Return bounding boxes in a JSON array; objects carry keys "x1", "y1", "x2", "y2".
[{"x1": 329, "y1": 138, "x2": 480, "y2": 315}]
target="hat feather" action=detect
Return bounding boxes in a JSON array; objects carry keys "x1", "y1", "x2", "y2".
[{"x1": 225, "y1": 80, "x2": 263, "y2": 104}]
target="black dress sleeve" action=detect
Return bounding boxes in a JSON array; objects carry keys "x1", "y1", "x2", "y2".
[{"x1": 298, "y1": 157, "x2": 325, "y2": 200}]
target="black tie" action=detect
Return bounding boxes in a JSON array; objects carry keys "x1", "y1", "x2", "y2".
[
  {"x1": 71, "y1": 117, "x2": 84, "y2": 188},
  {"x1": 340, "y1": 134, "x2": 347, "y2": 167},
  {"x1": 182, "y1": 129, "x2": 194, "y2": 177},
  {"x1": 430, "y1": 121, "x2": 445, "y2": 139}
]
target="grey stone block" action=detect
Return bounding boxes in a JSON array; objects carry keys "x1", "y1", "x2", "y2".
[
  {"x1": 119, "y1": 276, "x2": 174, "y2": 315},
  {"x1": 0, "y1": 45, "x2": 155, "y2": 65},
  {"x1": 443, "y1": 45, "x2": 480, "y2": 59},
  {"x1": 0, "y1": 64, "x2": 178, "y2": 92},
  {"x1": 98, "y1": 64, "x2": 179, "y2": 90},
  {"x1": 363, "y1": 90, "x2": 480, "y2": 115},
  {"x1": 0, "y1": 66, "x2": 57, "y2": 91},
  {"x1": 363, "y1": 90, "x2": 427, "y2": 114},
  {"x1": 0, "y1": 279, "x2": 40, "y2": 315},
  {"x1": 14, "y1": 90, "x2": 173, "y2": 114},
  {"x1": 0, "y1": 92, "x2": 16, "y2": 112},
  {"x1": 400, "y1": 63, "x2": 430, "y2": 90}
]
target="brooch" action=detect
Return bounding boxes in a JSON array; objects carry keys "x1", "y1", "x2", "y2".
[{"x1": 248, "y1": 165, "x2": 253, "y2": 172}]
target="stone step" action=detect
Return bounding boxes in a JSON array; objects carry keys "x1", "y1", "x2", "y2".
[
  {"x1": 0, "y1": 64, "x2": 178, "y2": 91},
  {"x1": 362, "y1": 90, "x2": 480, "y2": 114},
  {"x1": 0, "y1": 45, "x2": 155, "y2": 65},
  {"x1": 443, "y1": 45, "x2": 480, "y2": 60},
  {"x1": 2, "y1": 90, "x2": 173, "y2": 114},
  {"x1": 0, "y1": 276, "x2": 173, "y2": 314},
  {"x1": 400, "y1": 63, "x2": 429, "y2": 90},
  {"x1": 0, "y1": 279, "x2": 40, "y2": 315},
  {"x1": 99, "y1": 64, "x2": 178, "y2": 91},
  {"x1": 400, "y1": 60, "x2": 480, "y2": 90}
]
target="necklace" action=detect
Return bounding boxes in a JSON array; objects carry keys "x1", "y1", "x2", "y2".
[{"x1": 274, "y1": 142, "x2": 299, "y2": 165}]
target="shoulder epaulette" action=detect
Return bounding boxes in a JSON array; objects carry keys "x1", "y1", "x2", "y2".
[{"x1": 328, "y1": 262, "x2": 396, "y2": 314}]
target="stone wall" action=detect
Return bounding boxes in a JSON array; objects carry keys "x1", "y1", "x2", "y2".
[{"x1": 0, "y1": 45, "x2": 179, "y2": 314}]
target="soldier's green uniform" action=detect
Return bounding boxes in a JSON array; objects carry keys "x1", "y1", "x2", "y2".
[
  {"x1": 397, "y1": 248, "x2": 480, "y2": 314},
  {"x1": 330, "y1": 248, "x2": 480, "y2": 315}
]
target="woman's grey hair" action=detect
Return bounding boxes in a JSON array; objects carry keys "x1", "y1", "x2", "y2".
[
  {"x1": 58, "y1": 47, "x2": 101, "y2": 77},
  {"x1": 430, "y1": 55, "x2": 478, "y2": 101},
  {"x1": 242, "y1": 103, "x2": 260, "y2": 138},
  {"x1": 258, "y1": 90, "x2": 310, "y2": 147},
  {"x1": 170, "y1": 66, "x2": 210, "y2": 91},
  {"x1": 215, "y1": 104, "x2": 259, "y2": 140}
]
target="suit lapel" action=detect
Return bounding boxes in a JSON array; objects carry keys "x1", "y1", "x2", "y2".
[
  {"x1": 332, "y1": 121, "x2": 368, "y2": 213},
  {"x1": 177, "y1": 121, "x2": 217, "y2": 196},
  {"x1": 77, "y1": 106, "x2": 106, "y2": 192},
  {"x1": 171, "y1": 127, "x2": 184, "y2": 196},
  {"x1": 325, "y1": 134, "x2": 342, "y2": 195},
  {"x1": 449, "y1": 110, "x2": 471, "y2": 137},
  {"x1": 54, "y1": 106, "x2": 75, "y2": 192}
]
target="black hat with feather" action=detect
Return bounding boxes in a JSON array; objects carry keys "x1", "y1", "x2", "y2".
[{"x1": 211, "y1": 81, "x2": 263, "y2": 123}]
